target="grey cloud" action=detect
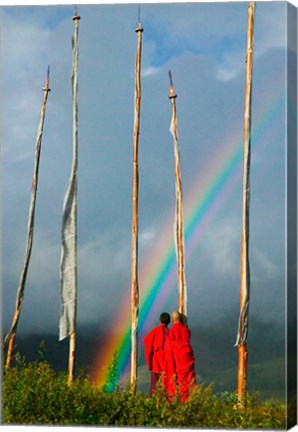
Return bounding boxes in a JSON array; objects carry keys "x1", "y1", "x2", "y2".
[{"x1": 2, "y1": 4, "x2": 288, "y2": 338}]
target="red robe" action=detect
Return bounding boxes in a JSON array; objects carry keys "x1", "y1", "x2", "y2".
[
  {"x1": 144, "y1": 324, "x2": 169, "y2": 373},
  {"x1": 164, "y1": 322, "x2": 196, "y2": 401}
]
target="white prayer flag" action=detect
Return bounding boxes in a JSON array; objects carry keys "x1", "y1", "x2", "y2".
[{"x1": 59, "y1": 21, "x2": 79, "y2": 341}]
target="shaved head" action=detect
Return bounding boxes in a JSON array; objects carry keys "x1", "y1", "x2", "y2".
[{"x1": 171, "y1": 310, "x2": 181, "y2": 323}]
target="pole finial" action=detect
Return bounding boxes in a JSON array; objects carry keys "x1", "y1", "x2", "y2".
[
  {"x1": 168, "y1": 70, "x2": 173, "y2": 86},
  {"x1": 135, "y1": 6, "x2": 143, "y2": 33},
  {"x1": 168, "y1": 70, "x2": 177, "y2": 99},
  {"x1": 43, "y1": 64, "x2": 51, "y2": 92},
  {"x1": 72, "y1": 6, "x2": 81, "y2": 23}
]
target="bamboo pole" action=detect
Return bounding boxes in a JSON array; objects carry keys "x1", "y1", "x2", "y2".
[
  {"x1": 130, "y1": 19, "x2": 143, "y2": 394},
  {"x1": 237, "y1": 1, "x2": 255, "y2": 403},
  {"x1": 5, "y1": 67, "x2": 51, "y2": 368},
  {"x1": 168, "y1": 71, "x2": 187, "y2": 317}
]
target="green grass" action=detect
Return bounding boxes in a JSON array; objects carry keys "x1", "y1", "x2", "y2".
[{"x1": 2, "y1": 353, "x2": 287, "y2": 428}]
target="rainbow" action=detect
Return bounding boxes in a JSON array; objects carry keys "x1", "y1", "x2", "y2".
[{"x1": 91, "y1": 90, "x2": 285, "y2": 390}]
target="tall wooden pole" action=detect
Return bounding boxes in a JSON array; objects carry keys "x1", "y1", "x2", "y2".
[
  {"x1": 168, "y1": 71, "x2": 187, "y2": 317},
  {"x1": 5, "y1": 67, "x2": 51, "y2": 368},
  {"x1": 130, "y1": 19, "x2": 143, "y2": 394},
  {"x1": 237, "y1": 1, "x2": 255, "y2": 403}
]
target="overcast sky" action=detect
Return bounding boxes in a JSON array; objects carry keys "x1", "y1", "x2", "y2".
[{"x1": 1, "y1": 1, "x2": 295, "y2": 342}]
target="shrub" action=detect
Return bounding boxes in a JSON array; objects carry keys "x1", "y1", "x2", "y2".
[{"x1": 3, "y1": 353, "x2": 286, "y2": 428}]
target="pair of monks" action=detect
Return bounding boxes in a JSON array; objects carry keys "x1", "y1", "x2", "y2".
[{"x1": 144, "y1": 310, "x2": 196, "y2": 402}]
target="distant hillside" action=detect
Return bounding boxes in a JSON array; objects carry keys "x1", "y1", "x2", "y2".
[
  {"x1": 3, "y1": 318, "x2": 289, "y2": 401},
  {"x1": 201, "y1": 357, "x2": 285, "y2": 400}
]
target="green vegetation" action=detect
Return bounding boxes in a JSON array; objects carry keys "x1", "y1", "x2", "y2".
[{"x1": 3, "y1": 352, "x2": 287, "y2": 428}]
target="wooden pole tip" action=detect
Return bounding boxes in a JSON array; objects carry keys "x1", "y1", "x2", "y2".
[
  {"x1": 168, "y1": 70, "x2": 177, "y2": 99},
  {"x1": 135, "y1": 21, "x2": 143, "y2": 33},
  {"x1": 72, "y1": 7, "x2": 81, "y2": 22}
]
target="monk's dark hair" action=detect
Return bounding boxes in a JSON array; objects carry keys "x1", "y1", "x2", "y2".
[{"x1": 160, "y1": 312, "x2": 170, "y2": 325}]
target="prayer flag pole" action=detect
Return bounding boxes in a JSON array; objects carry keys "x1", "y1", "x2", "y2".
[
  {"x1": 59, "y1": 9, "x2": 80, "y2": 387},
  {"x1": 4, "y1": 67, "x2": 51, "y2": 368},
  {"x1": 168, "y1": 71, "x2": 187, "y2": 317},
  {"x1": 130, "y1": 16, "x2": 143, "y2": 394},
  {"x1": 236, "y1": 1, "x2": 255, "y2": 403}
]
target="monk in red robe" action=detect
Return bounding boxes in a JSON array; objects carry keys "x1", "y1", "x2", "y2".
[
  {"x1": 164, "y1": 311, "x2": 196, "y2": 402},
  {"x1": 144, "y1": 312, "x2": 170, "y2": 396}
]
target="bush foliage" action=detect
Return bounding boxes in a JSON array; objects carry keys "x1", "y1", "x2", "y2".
[{"x1": 3, "y1": 353, "x2": 286, "y2": 428}]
